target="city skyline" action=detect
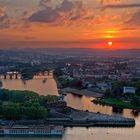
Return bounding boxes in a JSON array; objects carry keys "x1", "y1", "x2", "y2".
[{"x1": 0, "y1": 0, "x2": 140, "y2": 49}]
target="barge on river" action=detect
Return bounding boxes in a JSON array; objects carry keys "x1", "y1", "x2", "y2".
[{"x1": 0, "y1": 125, "x2": 64, "y2": 137}]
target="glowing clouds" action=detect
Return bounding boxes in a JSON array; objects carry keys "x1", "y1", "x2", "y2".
[{"x1": 103, "y1": 29, "x2": 119, "y2": 39}]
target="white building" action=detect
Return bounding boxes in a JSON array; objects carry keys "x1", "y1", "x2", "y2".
[
  {"x1": 97, "y1": 82, "x2": 112, "y2": 92},
  {"x1": 123, "y1": 87, "x2": 136, "y2": 94}
]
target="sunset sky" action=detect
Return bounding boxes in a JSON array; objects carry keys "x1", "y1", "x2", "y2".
[{"x1": 0, "y1": 0, "x2": 140, "y2": 49}]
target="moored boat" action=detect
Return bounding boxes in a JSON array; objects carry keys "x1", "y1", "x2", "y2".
[{"x1": 0, "y1": 125, "x2": 64, "y2": 137}]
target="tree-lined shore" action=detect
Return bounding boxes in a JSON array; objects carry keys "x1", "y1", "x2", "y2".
[
  {"x1": 93, "y1": 98, "x2": 140, "y2": 110},
  {"x1": 93, "y1": 80, "x2": 140, "y2": 110}
]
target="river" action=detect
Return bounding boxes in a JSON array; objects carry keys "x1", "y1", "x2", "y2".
[{"x1": 1, "y1": 75, "x2": 140, "y2": 140}]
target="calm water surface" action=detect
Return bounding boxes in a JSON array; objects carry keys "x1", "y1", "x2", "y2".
[{"x1": 1, "y1": 75, "x2": 140, "y2": 140}]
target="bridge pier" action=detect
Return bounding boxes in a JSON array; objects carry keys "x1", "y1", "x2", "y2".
[
  {"x1": 9, "y1": 74, "x2": 13, "y2": 79},
  {"x1": 47, "y1": 71, "x2": 50, "y2": 76},
  {"x1": 48, "y1": 71, "x2": 50, "y2": 76},
  {"x1": 15, "y1": 74, "x2": 18, "y2": 79},
  {"x1": 4, "y1": 75, "x2": 7, "y2": 79},
  {"x1": 1, "y1": 72, "x2": 20, "y2": 80}
]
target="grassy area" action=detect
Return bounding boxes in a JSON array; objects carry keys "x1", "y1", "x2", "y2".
[{"x1": 93, "y1": 98, "x2": 140, "y2": 110}]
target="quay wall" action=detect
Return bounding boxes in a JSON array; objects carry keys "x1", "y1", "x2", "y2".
[{"x1": 14, "y1": 118, "x2": 135, "y2": 127}]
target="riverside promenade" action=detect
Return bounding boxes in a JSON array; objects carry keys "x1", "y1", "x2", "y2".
[
  {"x1": 14, "y1": 109, "x2": 135, "y2": 127},
  {"x1": 45, "y1": 108, "x2": 135, "y2": 127}
]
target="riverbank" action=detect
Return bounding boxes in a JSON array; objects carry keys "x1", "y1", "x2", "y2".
[
  {"x1": 47, "y1": 104, "x2": 135, "y2": 127},
  {"x1": 93, "y1": 98, "x2": 140, "y2": 110},
  {"x1": 61, "y1": 88, "x2": 104, "y2": 98},
  {"x1": 12, "y1": 107, "x2": 135, "y2": 128},
  {"x1": 0, "y1": 105, "x2": 135, "y2": 128}
]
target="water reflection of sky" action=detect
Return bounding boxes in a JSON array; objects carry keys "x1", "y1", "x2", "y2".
[
  {"x1": 2, "y1": 75, "x2": 58, "y2": 96},
  {"x1": 65, "y1": 93, "x2": 140, "y2": 119}
]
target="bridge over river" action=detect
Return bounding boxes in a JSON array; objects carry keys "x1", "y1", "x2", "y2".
[{"x1": 0, "y1": 70, "x2": 53, "y2": 80}]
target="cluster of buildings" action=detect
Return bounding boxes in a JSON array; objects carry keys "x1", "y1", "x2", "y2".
[
  {"x1": 0, "y1": 49, "x2": 139, "y2": 94},
  {"x1": 60, "y1": 56, "x2": 140, "y2": 93}
]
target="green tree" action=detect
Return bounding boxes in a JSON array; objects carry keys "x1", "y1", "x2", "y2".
[
  {"x1": 2, "y1": 106, "x2": 20, "y2": 120},
  {"x1": 131, "y1": 97, "x2": 140, "y2": 106}
]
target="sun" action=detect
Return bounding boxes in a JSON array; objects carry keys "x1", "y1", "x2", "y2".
[{"x1": 108, "y1": 41, "x2": 113, "y2": 46}]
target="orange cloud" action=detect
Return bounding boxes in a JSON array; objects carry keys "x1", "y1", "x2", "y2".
[{"x1": 29, "y1": 0, "x2": 94, "y2": 26}]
